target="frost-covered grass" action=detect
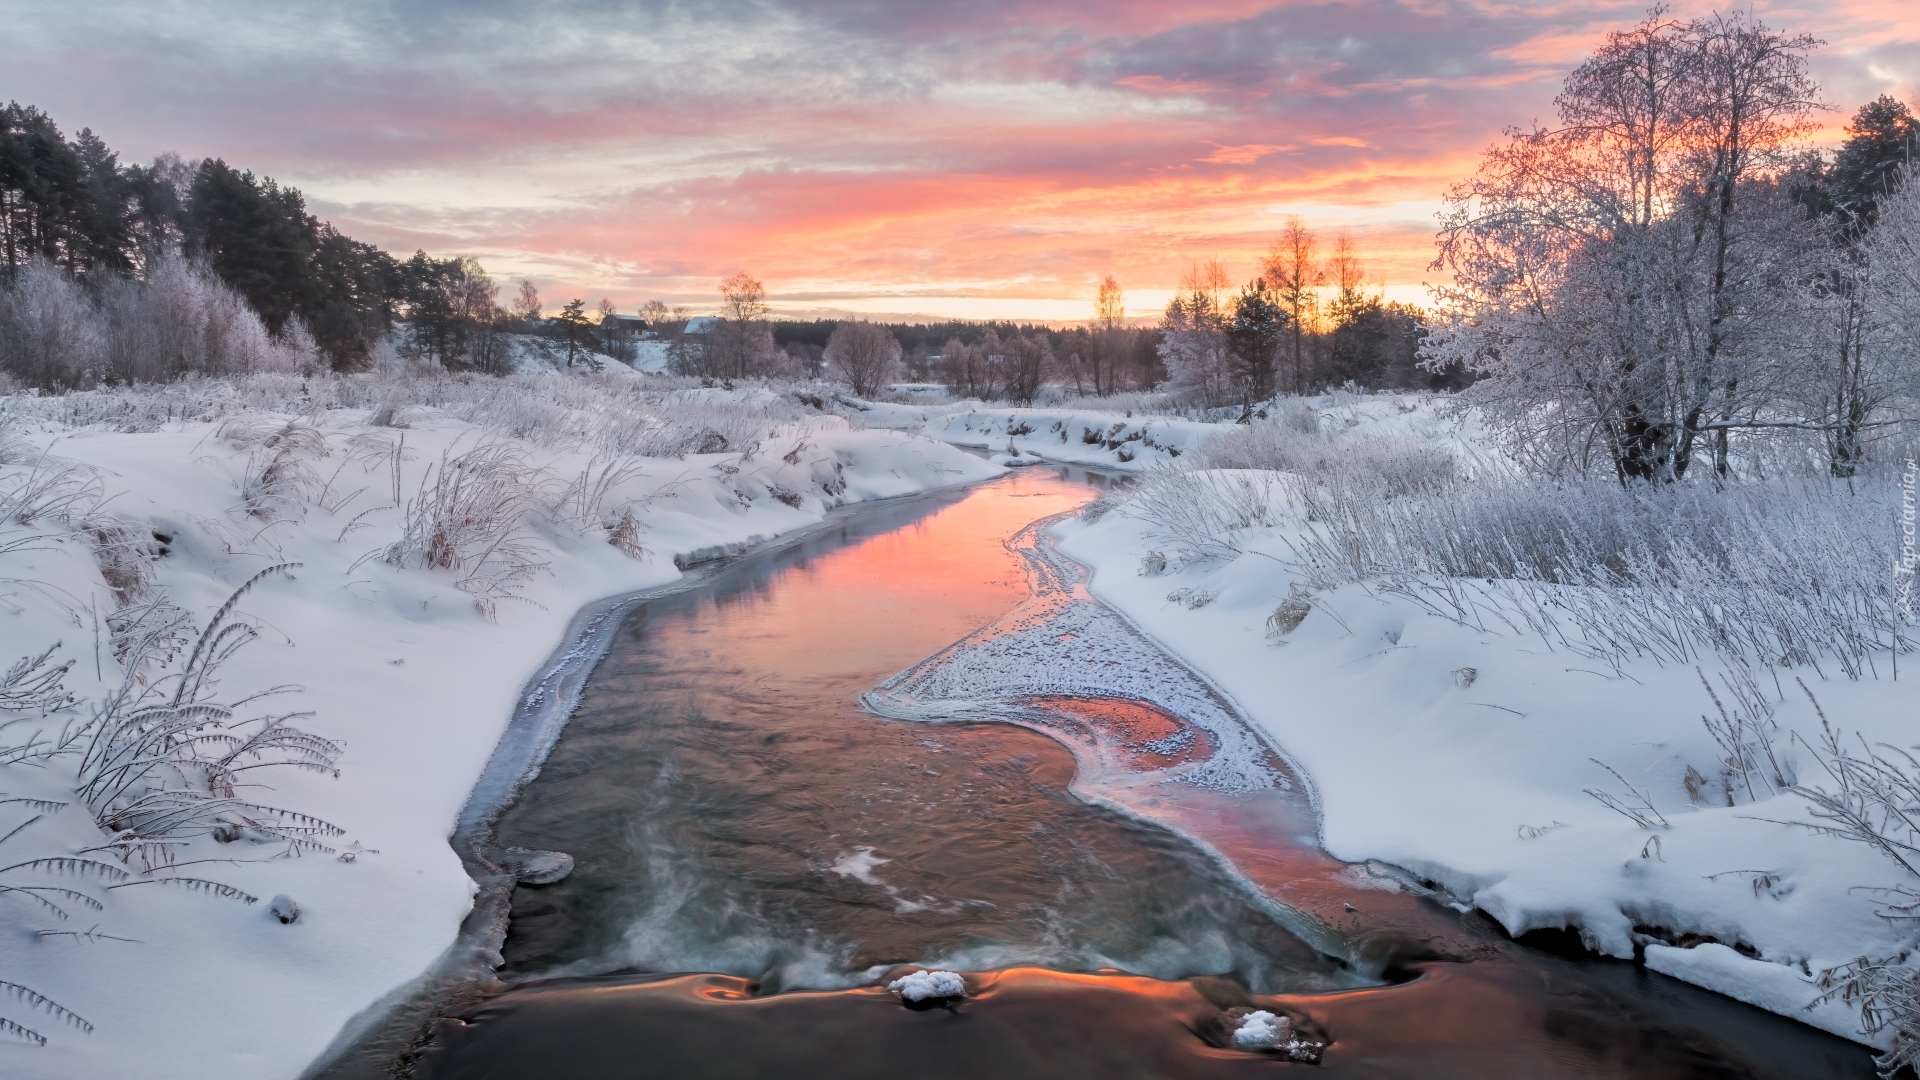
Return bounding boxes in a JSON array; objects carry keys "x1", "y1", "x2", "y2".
[
  {"x1": 1130, "y1": 397, "x2": 1909, "y2": 680},
  {"x1": 0, "y1": 371, "x2": 997, "y2": 1079}
]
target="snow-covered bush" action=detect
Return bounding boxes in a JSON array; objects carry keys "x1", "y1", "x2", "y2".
[
  {"x1": 221, "y1": 417, "x2": 328, "y2": 521},
  {"x1": 0, "y1": 448, "x2": 104, "y2": 527},
  {"x1": 1742, "y1": 683, "x2": 1920, "y2": 1075},
  {"x1": 1126, "y1": 395, "x2": 1909, "y2": 676},
  {"x1": 1197, "y1": 403, "x2": 1459, "y2": 498},
  {"x1": 375, "y1": 441, "x2": 547, "y2": 618}
]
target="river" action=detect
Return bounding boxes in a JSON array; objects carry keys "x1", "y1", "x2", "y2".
[{"x1": 409, "y1": 467, "x2": 1872, "y2": 1079}]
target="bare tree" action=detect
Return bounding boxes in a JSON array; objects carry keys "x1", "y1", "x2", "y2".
[
  {"x1": 1263, "y1": 219, "x2": 1322, "y2": 394},
  {"x1": 1002, "y1": 332, "x2": 1052, "y2": 405},
  {"x1": 1866, "y1": 166, "x2": 1920, "y2": 376},
  {"x1": 512, "y1": 280, "x2": 541, "y2": 326},
  {"x1": 1325, "y1": 232, "x2": 1372, "y2": 326},
  {"x1": 824, "y1": 320, "x2": 902, "y2": 397},
  {"x1": 936, "y1": 334, "x2": 1004, "y2": 401},
  {"x1": 709, "y1": 272, "x2": 775, "y2": 379},
  {"x1": 1095, "y1": 274, "x2": 1125, "y2": 330}
]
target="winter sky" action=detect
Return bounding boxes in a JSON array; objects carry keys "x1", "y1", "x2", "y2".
[{"x1": 6, "y1": 0, "x2": 1918, "y2": 320}]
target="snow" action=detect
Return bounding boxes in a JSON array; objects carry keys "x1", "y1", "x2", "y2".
[
  {"x1": 0, "y1": 386, "x2": 998, "y2": 1078},
  {"x1": 1232, "y1": 1009, "x2": 1288, "y2": 1049},
  {"x1": 1645, "y1": 943, "x2": 1862, "y2": 1037},
  {"x1": 886, "y1": 969, "x2": 966, "y2": 1001},
  {"x1": 828, "y1": 847, "x2": 890, "y2": 887},
  {"x1": 864, "y1": 510, "x2": 1285, "y2": 797},
  {"x1": 629, "y1": 340, "x2": 673, "y2": 374},
  {"x1": 501, "y1": 334, "x2": 645, "y2": 378},
  {"x1": 1041, "y1": 393, "x2": 1911, "y2": 1049},
  {"x1": 856, "y1": 399, "x2": 1222, "y2": 472}
]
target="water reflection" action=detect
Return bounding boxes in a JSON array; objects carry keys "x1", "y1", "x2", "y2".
[{"x1": 491, "y1": 466, "x2": 1335, "y2": 992}]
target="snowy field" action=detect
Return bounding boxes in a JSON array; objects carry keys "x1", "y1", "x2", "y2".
[{"x1": 0, "y1": 373, "x2": 997, "y2": 1079}]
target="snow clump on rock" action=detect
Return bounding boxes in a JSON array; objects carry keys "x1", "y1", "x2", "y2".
[
  {"x1": 1232, "y1": 1010, "x2": 1289, "y2": 1050},
  {"x1": 886, "y1": 970, "x2": 966, "y2": 1002}
]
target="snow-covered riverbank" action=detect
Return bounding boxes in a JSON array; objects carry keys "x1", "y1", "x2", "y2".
[
  {"x1": 858, "y1": 398, "x2": 1219, "y2": 472},
  {"x1": 0, "y1": 378, "x2": 998, "y2": 1079},
  {"x1": 1025, "y1": 395, "x2": 1910, "y2": 1050}
]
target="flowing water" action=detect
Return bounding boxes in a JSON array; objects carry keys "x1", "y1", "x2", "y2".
[{"x1": 414, "y1": 467, "x2": 1874, "y2": 1079}]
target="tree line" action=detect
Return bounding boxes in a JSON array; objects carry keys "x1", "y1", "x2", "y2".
[
  {"x1": 1155, "y1": 230, "x2": 1471, "y2": 414},
  {"x1": 1, "y1": 102, "x2": 529, "y2": 382}
]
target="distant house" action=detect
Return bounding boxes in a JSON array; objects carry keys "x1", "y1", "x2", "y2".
[
  {"x1": 600, "y1": 314, "x2": 651, "y2": 340},
  {"x1": 681, "y1": 315, "x2": 720, "y2": 336}
]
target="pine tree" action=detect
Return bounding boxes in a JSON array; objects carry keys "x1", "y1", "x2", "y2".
[
  {"x1": 1225, "y1": 279, "x2": 1286, "y2": 409},
  {"x1": 1829, "y1": 96, "x2": 1919, "y2": 233},
  {"x1": 556, "y1": 298, "x2": 590, "y2": 367}
]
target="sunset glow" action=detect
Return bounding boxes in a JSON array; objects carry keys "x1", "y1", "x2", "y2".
[{"x1": 9, "y1": 0, "x2": 1917, "y2": 320}]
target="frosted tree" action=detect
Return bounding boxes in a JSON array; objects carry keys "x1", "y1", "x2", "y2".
[
  {"x1": 1427, "y1": 11, "x2": 1824, "y2": 481},
  {"x1": 0, "y1": 256, "x2": 103, "y2": 389},
  {"x1": 824, "y1": 320, "x2": 902, "y2": 397},
  {"x1": 1159, "y1": 263, "x2": 1232, "y2": 408},
  {"x1": 1864, "y1": 167, "x2": 1920, "y2": 406}
]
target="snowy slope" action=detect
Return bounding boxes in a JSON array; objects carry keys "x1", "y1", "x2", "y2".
[
  {"x1": 630, "y1": 340, "x2": 673, "y2": 374},
  {"x1": 0, "y1": 395, "x2": 997, "y2": 1079},
  {"x1": 502, "y1": 334, "x2": 643, "y2": 378}
]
